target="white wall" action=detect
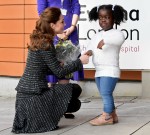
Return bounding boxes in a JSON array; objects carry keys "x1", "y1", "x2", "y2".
[
  {"x1": 0, "y1": 77, "x2": 142, "y2": 98},
  {"x1": 0, "y1": 77, "x2": 18, "y2": 97}
]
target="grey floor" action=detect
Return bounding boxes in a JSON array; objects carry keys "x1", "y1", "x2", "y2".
[{"x1": 0, "y1": 96, "x2": 150, "y2": 135}]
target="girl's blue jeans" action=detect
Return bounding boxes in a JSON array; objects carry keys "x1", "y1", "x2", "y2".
[{"x1": 95, "y1": 77, "x2": 119, "y2": 114}]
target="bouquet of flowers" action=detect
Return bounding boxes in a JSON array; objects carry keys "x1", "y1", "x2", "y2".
[{"x1": 55, "y1": 40, "x2": 81, "y2": 79}]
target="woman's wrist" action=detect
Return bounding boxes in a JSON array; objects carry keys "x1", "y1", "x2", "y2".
[
  {"x1": 71, "y1": 24, "x2": 76, "y2": 28},
  {"x1": 70, "y1": 24, "x2": 76, "y2": 30},
  {"x1": 66, "y1": 25, "x2": 75, "y2": 36}
]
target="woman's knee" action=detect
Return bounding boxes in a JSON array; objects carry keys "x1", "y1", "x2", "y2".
[
  {"x1": 75, "y1": 99, "x2": 81, "y2": 112},
  {"x1": 72, "y1": 84, "x2": 82, "y2": 98},
  {"x1": 66, "y1": 99, "x2": 81, "y2": 113}
]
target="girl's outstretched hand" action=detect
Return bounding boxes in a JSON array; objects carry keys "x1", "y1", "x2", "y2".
[
  {"x1": 84, "y1": 50, "x2": 93, "y2": 56},
  {"x1": 79, "y1": 54, "x2": 89, "y2": 64}
]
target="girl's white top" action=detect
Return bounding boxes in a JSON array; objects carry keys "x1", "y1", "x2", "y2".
[{"x1": 87, "y1": 29, "x2": 125, "y2": 78}]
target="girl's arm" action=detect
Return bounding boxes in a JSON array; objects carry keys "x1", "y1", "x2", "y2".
[
  {"x1": 103, "y1": 31, "x2": 125, "y2": 47},
  {"x1": 97, "y1": 31, "x2": 125, "y2": 50},
  {"x1": 37, "y1": 0, "x2": 48, "y2": 15}
]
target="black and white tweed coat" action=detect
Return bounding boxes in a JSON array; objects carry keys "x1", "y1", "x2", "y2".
[{"x1": 12, "y1": 45, "x2": 83, "y2": 133}]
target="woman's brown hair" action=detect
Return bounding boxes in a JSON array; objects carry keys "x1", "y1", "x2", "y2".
[{"x1": 28, "y1": 7, "x2": 61, "y2": 51}]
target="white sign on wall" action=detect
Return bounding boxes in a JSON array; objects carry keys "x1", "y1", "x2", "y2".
[{"x1": 78, "y1": 0, "x2": 149, "y2": 69}]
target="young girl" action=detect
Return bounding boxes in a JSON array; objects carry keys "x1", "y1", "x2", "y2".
[
  {"x1": 12, "y1": 7, "x2": 89, "y2": 133},
  {"x1": 86, "y1": 4, "x2": 127, "y2": 126}
]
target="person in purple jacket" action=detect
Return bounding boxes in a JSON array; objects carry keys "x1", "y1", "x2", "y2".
[
  {"x1": 37, "y1": 0, "x2": 80, "y2": 46},
  {"x1": 37, "y1": 0, "x2": 84, "y2": 119}
]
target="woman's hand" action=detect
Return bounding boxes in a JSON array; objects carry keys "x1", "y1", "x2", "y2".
[
  {"x1": 84, "y1": 50, "x2": 93, "y2": 56},
  {"x1": 57, "y1": 33, "x2": 68, "y2": 40},
  {"x1": 60, "y1": 62, "x2": 64, "y2": 67},
  {"x1": 64, "y1": 26, "x2": 75, "y2": 36},
  {"x1": 97, "y1": 40, "x2": 104, "y2": 49},
  {"x1": 79, "y1": 54, "x2": 89, "y2": 64}
]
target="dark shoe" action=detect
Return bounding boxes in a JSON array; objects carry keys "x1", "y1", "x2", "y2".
[
  {"x1": 52, "y1": 126, "x2": 59, "y2": 131},
  {"x1": 64, "y1": 113, "x2": 75, "y2": 119}
]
